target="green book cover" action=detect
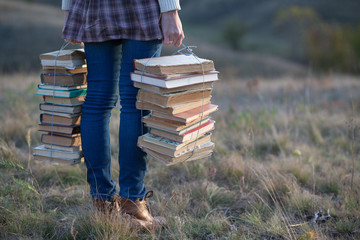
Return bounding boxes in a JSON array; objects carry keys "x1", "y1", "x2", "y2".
[{"x1": 35, "y1": 88, "x2": 87, "y2": 98}]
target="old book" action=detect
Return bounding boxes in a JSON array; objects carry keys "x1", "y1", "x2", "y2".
[
  {"x1": 131, "y1": 71, "x2": 218, "y2": 89},
  {"x1": 152, "y1": 104, "x2": 218, "y2": 124},
  {"x1": 43, "y1": 95, "x2": 85, "y2": 105},
  {"x1": 40, "y1": 113, "x2": 81, "y2": 125},
  {"x1": 133, "y1": 81, "x2": 214, "y2": 95},
  {"x1": 150, "y1": 120, "x2": 215, "y2": 143},
  {"x1": 136, "y1": 97, "x2": 211, "y2": 115},
  {"x1": 40, "y1": 111, "x2": 81, "y2": 118},
  {"x1": 33, "y1": 154, "x2": 83, "y2": 165},
  {"x1": 40, "y1": 49, "x2": 85, "y2": 61},
  {"x1": 33, "y1": 145, "x2": 82, "y2": 159},
  {"x1": 38, "y1": 83, "x2": 87, "y2": 91},
  {"x1": 137, "y1": 89, "x2": 212, "y2": 107},
  {"x1": 143, "y1": 142, "x2": 214, "y2": 165},
  {"x1": 36, "y1": 88, "x2": 87, "y2": 98},
  {"x1": 134, "y1": 54, "x2": 215, "y2": 75},
  {"x1": 41, "y1": 133, "x2": 81, "y2": 147},
  {"x1": 40, "y1": 49, "x2": 86, "y2": 69},
  {"x1": 43, "y1": 144, "x2": 81, "y2": 153},
  {"x1": 138, "y1": 133, "x2": 211, "y2": 157},
  {"x1": 39, "y1": 103, "x2": 82, "y2": 114},
  {"x1": 38, "y1": 123, "x2": 80, "y2": 135},
  {"x1": 41, "y1": 73, "x2": 87, "y2": 86},
  {"x1": 134, "y1": 70, "x2": 192, "y2": 79},
  {"x1": 143, "y1": 115, "x2": 211, "y2": 134},
  {"x1": 43, "y1": 66, "x2": 87, "y2": 74}
]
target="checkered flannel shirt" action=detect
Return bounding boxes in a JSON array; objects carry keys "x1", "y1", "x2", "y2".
[{"x1": 62, "y1": 0, "x2": 180, "y2": 42}]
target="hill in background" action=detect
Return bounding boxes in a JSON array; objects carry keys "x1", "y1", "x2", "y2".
[{"x1": 1, "y1": 0, "x2": 359, "y2": 75}]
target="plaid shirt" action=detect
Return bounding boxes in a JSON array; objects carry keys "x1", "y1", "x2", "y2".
[{"x1": 63, "y1": 0, "x2": 163, "y2": 42}]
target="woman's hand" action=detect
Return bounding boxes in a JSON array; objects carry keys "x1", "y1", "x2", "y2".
[
  {"x1": 161, "y1": 10, "x2": 184, "y2": 47},
  {"x1": 63, "y1": 10, "x2": 82, "y2": 45}
]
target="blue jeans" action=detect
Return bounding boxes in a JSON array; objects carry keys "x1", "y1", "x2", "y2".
[{"x1": 81, "y1": 39, "x2": 162, "y2": 201}]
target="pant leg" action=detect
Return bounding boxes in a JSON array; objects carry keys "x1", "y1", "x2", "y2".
[
  {"x1": 118, "y1": 39, "x2": 162, "y2": 201},
  {"x1": 82, "y1": 40, "x2": 122, "y2": 201}
]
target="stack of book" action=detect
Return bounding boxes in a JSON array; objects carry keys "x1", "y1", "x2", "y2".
[
  {"x1": 131, "y1": 54, "x2": 219, "y2": 166},
  {"x1": 33, "y1": 49, "x2": 87, "y2": 165}
]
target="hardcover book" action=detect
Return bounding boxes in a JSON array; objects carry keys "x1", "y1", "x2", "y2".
[
  {"x1": 131, "y1": 71, "x2": 218, "y2": 89},
  {"x1": 134, "y1": 54, "x2": 215, "y2": 75}
]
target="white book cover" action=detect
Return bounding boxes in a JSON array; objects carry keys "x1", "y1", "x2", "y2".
[
  {"x1": 131, "y1": 71, "x2": 218, "y2": 89},
  {"x1": 33, "y1": 145, "x2": 83, "y2": 159}
]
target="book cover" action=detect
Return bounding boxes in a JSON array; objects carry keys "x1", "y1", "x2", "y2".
[
  {"x1": 39, "y1": 103, "x2": 82, "y2": 114},
  {"x1": 38, "y1": 83, "x2": 87, "y2": 91},
  {"x1": 131, "y1": 71, "x2": 218, "y2": 89},
  {"x1": 150, "y1": 120, "x2": 215, "y2": 143},
  {"x1": 138, "y1": 133, "x2": 212, "y2": 157},
  {"x1": 42, "y1": 66, "x2": 87, "y2": 74},
  {"x1": 40, "y1": 113, "x2": 81, "y2": 126},
  {"x1": 39, "y1": 49, "x2": 85, "y2": 61},
  {"x1": 43, "y1": 144, "x2": 81, "y2": 153},
  {"x1": 41, "y1": 73, "x2": 87, "y2": 86},
  {"x1": 36, "y1": 88, "x2": 86, "y2": 98},
  {"x1": 136, "y1": 89, "x2": 212, "y2": 107},
  {"x1": 136, "y1": 97, "x2": 211, "y2": 115},
  {"x1": 133, "y1": 81, "x2": 214, "y2": 95},
  {"x1": 152, "y1": 104, "x2": 218, "y2": 124},
  {"x1": 143, "y1": 142, "x2": 214, "y2": 165},
  {"x1": 33, "y1": 154, "x2": 83, "y2": 165},
  {"x1": 134, "y1": 54, "x2": 215, "y2": 75},
  {"x1": 38, "y1": 123, "x2": 80, "y2": 135},
  {"x1": 41, "y1": 133, "x2": 81, "y2": 147},
  {"x1": 33, "y1": 145, "x2": 83, "y2": 159},
  {"x1": 143, "y1": 115, "x2": 211, "y2": 134},
  {"x1": 42, "y1": 95, "x2": 85, "y2": 105}
]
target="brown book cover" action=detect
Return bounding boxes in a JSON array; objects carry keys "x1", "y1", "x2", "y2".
[
  {"x1": 138, "y1": 133, "x2": 211, "y2": 157},
  {"x1": 43, "y1": 66, "x2": 87, "y2": 74},
  {"x1": 150, "y1": 120, "x2": 215, "y2": 143},
  {"x1": 38, "y1": 123, "x2": 80, "y2": 135},
  {"x1": 41, "y1": 73, "x2": 87, "y2": 86},
  {"x1": 134, "y1": 55, "x2": 215, "y2": 75},
  {"x1": 42, "y1": 95, "x2": 85, "y2": 105},
  {"x1": 136, "y1": 97, "x2": 211, "y2": 115},
  {"x1": 40, "y1": 113, "x2": 81, "y2": 126},
  {"x1": 143, "y1": 115, "x2": 210, "y2": 134},
  {"x1": 41, "y1": 133, "x2": 81, "y2": 147},
  {"x1": 39, "y1": 103, "x2": 82, "y2": 114},
  {"x1": 133, "y1": 81, "x2": 214, "y2": 95},
  {"x1": 143, "y1": 142, "x2": 214, "y2": 165},
  {"x1": 152, "y1": 104, "x2": 218, "y2": 124},
  {"x1": 137, "y1": 89, "x2": 212, "y2": 107}
]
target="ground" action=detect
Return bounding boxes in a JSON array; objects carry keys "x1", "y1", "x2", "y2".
[{"x1": 1, "y1": 70, "x2": 360, "y2": 239}]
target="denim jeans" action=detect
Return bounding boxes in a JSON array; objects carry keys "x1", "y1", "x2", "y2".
[{"x1": 81, "y1": 39, "x2": 162, "y2": 201}]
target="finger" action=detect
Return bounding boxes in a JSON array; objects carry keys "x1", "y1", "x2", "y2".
[
  {"x1": 163, "y1": 34, "x2": 171, "y2": 45},
  {"x1": 174, "y1": 33, "x2": 184, "y2": 48}
]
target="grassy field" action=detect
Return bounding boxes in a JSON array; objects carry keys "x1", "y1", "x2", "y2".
[{"x1": 1, "y1": 70, "x2": 360, "y2": 239}]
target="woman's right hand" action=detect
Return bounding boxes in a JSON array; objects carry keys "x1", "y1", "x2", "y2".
[{"x1": 161, "y1": 10, "x2": 184, "y2": 47}]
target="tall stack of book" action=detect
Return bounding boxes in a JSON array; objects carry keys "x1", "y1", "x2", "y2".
[
  {"x1": 131, "y1": 54, "x2": 219, "y2": 166},
  {"x1": 33, "y1": 49, "x2": 87, "y2": 165}
]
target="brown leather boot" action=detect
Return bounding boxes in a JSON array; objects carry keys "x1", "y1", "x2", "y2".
[
  {"x1": 92, "y1": 197, "x2": 120, "y2": 214},
  {"x1": 118, "y1": 191, "x2": 167, "y2": 228}
]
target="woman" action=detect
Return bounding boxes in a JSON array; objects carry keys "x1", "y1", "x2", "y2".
[{"x1": 61, "y1": 0, "x2": 184, "y2": 227}]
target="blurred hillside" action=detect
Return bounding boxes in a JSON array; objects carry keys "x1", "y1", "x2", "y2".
[{"x1": 1, "y1": 0, "x2": 360, "y2": 75}]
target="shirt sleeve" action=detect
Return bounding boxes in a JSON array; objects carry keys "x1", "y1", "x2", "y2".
[
  {"x1": 158, "y1": 0, "x2": 181, "y2": 13},
  {"x1": 62, "y1": 0, "x2": 72, "y2": 10}
]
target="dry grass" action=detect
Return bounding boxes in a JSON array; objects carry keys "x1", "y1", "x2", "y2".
[{"x1": 1, "y1": 71, "x2": 360, "y2": 239}]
